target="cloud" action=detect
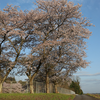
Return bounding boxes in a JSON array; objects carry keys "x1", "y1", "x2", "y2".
[
  {"x1": 74, "y1": 71, "x2": 88, "y2": 74},
  {"x1": 80, "y1": 73, "x2": 100, "y2": 76},
  {"x1": 82, "y1": 79, "x2": 100, "y2": 83},
  {"x1": 74, "y1": 71, "x2": 100, "y2": 76},
  {"x1": 73, "y1": 71, "x2": 100, "y2": 93}
]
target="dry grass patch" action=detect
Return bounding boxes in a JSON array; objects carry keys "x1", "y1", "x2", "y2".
[{"x1": 86, "y1": 93, "x2": 100, "y2": 99}]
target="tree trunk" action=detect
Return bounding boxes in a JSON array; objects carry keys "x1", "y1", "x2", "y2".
[
  {"x1": 0, "y1": 44, "x2": 1, "y2": 55},
  {"x1": 46, "y1": 73, "x2": 49, "y2": 93},
  {"x1": 54, "y1": 84, "x2": 58, "y2": 93},
  {"x1": 29, "y1": 79, "x2": 34, "y2": 94},
  {"x1": 0, "y1": 82, "x2": 3, "y2": 93}
]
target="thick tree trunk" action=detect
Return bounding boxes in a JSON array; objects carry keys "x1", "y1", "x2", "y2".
[
  {"x1": 46, "y1": 73, "x2": 49, "y2": 93},
  {"x1": 29, "y1": 79, "x2": 34, "y2": 94},
  {"x1": 0, "y1": 82, "x2": 3, "y2": 93},
  {"x1": 54, "y1": 84, "x2": 58, "y2": 93},
  {"x1": 26, "y1": 59, "x2": 42, "y2": 94}
]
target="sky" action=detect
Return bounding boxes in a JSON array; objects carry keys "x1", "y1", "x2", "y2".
[{"x1": 0, "y1": 0, "x2": 100, "y2": 93}]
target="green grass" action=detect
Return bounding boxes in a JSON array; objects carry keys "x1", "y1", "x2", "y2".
[
  {"x1": 86, "y1": 93, "x2": 100, "y2": 99},
  {"x1": 0, "y1": 93, "x2": 76, "y2": 100}
]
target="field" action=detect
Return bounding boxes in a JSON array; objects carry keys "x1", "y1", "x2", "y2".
[
  {"x1": 86, "y1": 93, "x2": 100, "y2": 99},
  {"x1": 0, "y1": 93, "x2": 76, "y2": 100}
]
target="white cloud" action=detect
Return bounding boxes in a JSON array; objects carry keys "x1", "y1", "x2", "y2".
[
  {"x1": 82, "y1": 79, "x2": 100, "y2": 83},
  {"x1": 80, "y1": 72, "x2": 100, "y2": 76},
  {"x1": 81, "y1": 79, "x2": 100, "y2": 93},
  {"x1": 74, "y1": 71, "x2": 100, "y2": 76}
]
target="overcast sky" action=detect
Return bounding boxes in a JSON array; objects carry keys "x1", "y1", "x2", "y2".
[{"x1": 0, "y1": 0, "x2": 100, "y2": 93}]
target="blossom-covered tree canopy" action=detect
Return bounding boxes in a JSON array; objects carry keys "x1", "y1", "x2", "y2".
[{"x1": 0, "y1": 0, "x2": 94, "y2": 94}]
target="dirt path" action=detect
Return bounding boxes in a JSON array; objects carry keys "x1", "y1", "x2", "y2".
[{"x1": 73, "y1": 95, "x2": 100, "y2": 100}]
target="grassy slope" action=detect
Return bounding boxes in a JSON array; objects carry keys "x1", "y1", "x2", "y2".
[
  {"x1": 0, "y1": 93, "x2": 76, "y2": 100},
  {"x1": 86, "y1": 93, "x2": 100, "y2": 99}
]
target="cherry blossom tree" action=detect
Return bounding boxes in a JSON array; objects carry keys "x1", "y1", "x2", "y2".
[
  {"x1": 17, "y1": 0, "x2": 93, "y2": 94},
  {"x1": 0, "y1": 5, "x2": 41, "y2": 93},
  {"x1": 29, "y1": 0, "x2": 93, "y2": 93},
  {"x1": 34, "y1": 58, "x2": 77, "y2": 93},
  {"x1": 0, "y1": 0, "x2": 93, "y2": 94},
  {"x1": 2, "y1": 82, "x2": 26, "y2": 93}
]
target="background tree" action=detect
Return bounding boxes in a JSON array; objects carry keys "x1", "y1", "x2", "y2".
[
  {"x1": 18, "y1": 80, "x2": 26, "y2": 87},
  {"x1": 69, "y1": 76, "x2": 83, "y2": 94},
  {"x1": 59, "y1": 78, "x2": 72, "y2": 90},
  {"x1": 4, "y1": 76, "x2": 16, "y2": 83},
  {"x1": 2, "y1": 82, "x2": 25, "y2": 93}
]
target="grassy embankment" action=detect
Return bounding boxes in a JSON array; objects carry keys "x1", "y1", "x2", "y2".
[
  {"x1": 86, "y1": 93, "x2": 100, "y2": 99},
  {"x1": 0, "y1": 93, "x2": 76, "y2": 100}
]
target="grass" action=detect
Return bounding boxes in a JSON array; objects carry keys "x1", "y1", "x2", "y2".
[
  {"x1": 0, "y1": 93, "x2": 76, "y2": 100},
  {"x1": 86, "y1": 93, "x2": 100, "y2": 99}
]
